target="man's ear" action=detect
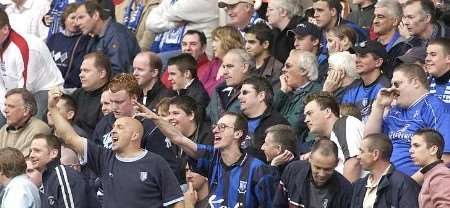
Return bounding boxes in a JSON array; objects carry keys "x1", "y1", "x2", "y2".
[
  {"x1": 66, "y1": 110, "x2": 75, "y2": 121},
  {"x1": 375, "y1": 57, "x2": 384, "y2": 68},
  {"x1": 262, "y1": 40, "x2": 270, "y2": 50},
  {"x1": 50, "y1": 149, "x2": 59, "y2": 160}
]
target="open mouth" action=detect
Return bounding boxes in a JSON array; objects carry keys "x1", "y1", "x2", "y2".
[{"x1": 213, "y1": 135, "x2": 222, "y2": 144}]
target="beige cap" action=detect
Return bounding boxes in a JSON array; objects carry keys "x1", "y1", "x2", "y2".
[{"x1": 218, "y1": 0, "x2": 254, "y2": 8}]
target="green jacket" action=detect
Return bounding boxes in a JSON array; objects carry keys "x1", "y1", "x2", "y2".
[
  {"x1": 274, "y1": 81, "x2": 322, "y2": 138},
  {"x1": 206, "y1": 83, "x2": 241, "y2": 124}
]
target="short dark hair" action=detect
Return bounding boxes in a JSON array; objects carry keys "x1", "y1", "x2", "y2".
[
  {"x1": 6, "y1": 88, "x2": 37, "y2": 116},
  {"x1": 184, "y1": 30, "x2": 207, "y2": 47},
  {"x1": 32, "y1": 134, "x2": 63, "y2": 160},
  {"x1": 304, "y1": 91, "x2": 340, "y2": 117},
  {"x1": 242, "y1": 76, "x2": 274, "y2": 106},
  {"x1": 0, "y1": 147, "x2": 26, "y2": 178},
  {"x1": 429, "y1": 38, "x2": 450, "y2": 55},
  {"x1": 245, "y1": 23, "x2": 273, "y2": 50},
  {"x1": 394, "y1": 64, "x2": 429, "y2": 89},
  {"x1": 84, "y1": 52, "x2": 112, "y2": 81},
  {"x1": 265, "y1": 124, "x2": 298, "y2": 156},
  {"x1": 414, "y1": 128, "x2": 445, "y2": 159},
  {"x1": 59, "y1": 94, "x2": 78, "y2": 118},
  {"x1": 404, "y1": 0, "x2": 437, "y2": 22},
  {"x1": 168, "y1": 96, "x2": 202, "y2": 124},
  {"x1": 312, "y1": 0, "x2": 342, "y2": 16},
  {"x1": 223, "y1": 112, "x2": 248, "y2": 141},
  {"x1": 340, "y1": 103, "x2": 362, "y2": 120},
  {"x1": 310, "y1": 138, "x2": 339, "y2": 162},
  {"x1": 80, "y1": 1, "x2": 109, "y2": 20},
  {"x1": 167, "y1": 53, "x2": 198, "y2": 79},
  {"x1": 0, "y1": 8, "x2": 10, "y2": 28},
  {"x1": 61, "y1": 3, "x2": 79, "y2": 29},
  {"x1": 364, "y1": 133, "x2": 393, "y2": 161},
  {"x1": 135, "y1": 51, "x2": 162, "y2": 77}
]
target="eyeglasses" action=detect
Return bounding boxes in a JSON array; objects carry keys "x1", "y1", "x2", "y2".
[{"x1": 212, "y1": 123, "x2": 235, "y2": 132}]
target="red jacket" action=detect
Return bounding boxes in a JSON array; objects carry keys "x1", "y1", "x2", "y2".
[{"x1": 419, "y1": 163, "x2": 450, "y2": 208}]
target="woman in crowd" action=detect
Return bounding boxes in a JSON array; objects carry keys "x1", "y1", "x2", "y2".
[{"x1": 46, "y1": 3, "x2": 90, "y2": 90}]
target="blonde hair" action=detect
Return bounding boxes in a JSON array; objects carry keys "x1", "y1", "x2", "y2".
[{"x1": 211, "y1": 26, "x2": 244, "y2": 52}]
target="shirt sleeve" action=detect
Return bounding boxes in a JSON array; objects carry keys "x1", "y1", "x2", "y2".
[
  {"x1": 421, "y1": 103, "x2": 450, "y2": 153},
  {"x1": 80, "y1": 138, "x2": 109, "y2": 176},
  {"x1": 191, "y1": 144, "x2": 216, "y2": 178},
  {"x1": 345, "y1": 116, "x2": 363, "y2": 158},
  {"x1": 153, "y1": 154, "x2": 184, "y2": 207},
  {"x1": 272, "y1": 164, "x2": 291, "y2": 208},
  {"x1": 253, "y1": 165, "x2": 277, "y2": 208}
]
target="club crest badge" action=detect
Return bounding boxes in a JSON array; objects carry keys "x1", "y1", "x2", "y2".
[
  {"x1": 238, "y1": 180, "x2": 247, "y2": 194},
  {"x1": 140, "y1": 171, "x2": 148, "y2": 182}
]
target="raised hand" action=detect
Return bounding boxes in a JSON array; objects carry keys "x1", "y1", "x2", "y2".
[
  {"x1": 133, "y1": 101, "x2": 159, "y2": 120},
  {"x1": 271, "y1": 150, "x2": 295, "y2": 166},
  {"x1": 375, "y1": 88, "x2": 399, "y2": 108},
  {"x1": 48, "y1": 87, "x2": 62, "y2": 109},
  {"x1": 280, "y1": 74, "x2": 293, "y2": 93}
]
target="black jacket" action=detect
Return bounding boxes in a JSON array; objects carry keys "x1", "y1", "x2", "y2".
[
  {"x1": 273, "y1": 160, "x2": 353, "y2": 208},
  {"x1": 351, "y1": 165, "x2": 420, "y2": 208},
  {"x1": 72, "y1": 85, "x2": 106, "y2": 137},
  {"x1": 176, "y1": 78, "x2": 210, "y2": 109},
  {"x1": 271, "y1": 15, "x2": 306, "y2": 63},
  {"x1": 140, "y1": 80, "x2": 173, "y2": 111},
  {"x1": 245, "y1": 108, "x2": 290, "y2": 162},
  {"x1": 41, "y1": 160, "x2": 88, "y2": 208}
]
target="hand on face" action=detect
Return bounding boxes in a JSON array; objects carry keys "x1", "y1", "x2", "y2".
[
  {"x1": 271, "y1": 150, "x2": 295, "y2": 166},
  {"x1": 323, "y1": 70, "x2": 344, "y2": 92},
  {"x1": 375, "y1": 87, "x2": 399, "y2": 108}
]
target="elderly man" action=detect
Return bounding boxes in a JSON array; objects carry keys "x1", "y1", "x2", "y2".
[
  {"x1": 218, "y1": 0, "x2": 265, "y2": 32},
  {"x1": 373, "y1": 0, "x2": 412, "y2": 69},
  {"x1": 365, "y1": 63, "x2": 450, "y2": 177},
  {"x1": 266, "y1": 0, "x2": 307, "y2": 62},
  {"x1": 274, "y1": 50, "x2": 322, "y2": 139},
  {"x1": 0, "y1": 89, "x2": 51, "y2": 155},
  {"x1": 48, "y1": 88, "x2": 185, "y2": 208}
]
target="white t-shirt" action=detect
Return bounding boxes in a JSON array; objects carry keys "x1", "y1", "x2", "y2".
[
  {"x1": 1, "y1": 174, "x2": 41, "y2": 208},
  {"x1": 330, "y1": 116, "x2": 364, "y2": 174}
]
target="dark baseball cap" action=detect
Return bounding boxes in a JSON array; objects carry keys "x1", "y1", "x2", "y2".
[
  {"x1": 396, "y1": 47, "x2": 427, "y2": 64},
  {"x1": 289, "y1": 22, "x2": 321, "y2": 39},
  {"x1": 353, "y1": 40, "x2": 388, "y2": 60}
]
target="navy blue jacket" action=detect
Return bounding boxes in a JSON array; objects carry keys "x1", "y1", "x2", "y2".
[
  {"x1": 41, "y1": 160, "x2": 88, "y2": 208},
  {"x1": 87, "y1": 18, "x2": 140, "y2": 74},
  {"x1": 273, "y1": 160, "x2": 353, "y2": 208},
  {"x1": 351, "y1": 165, "x2": 420, "y2": 208}
]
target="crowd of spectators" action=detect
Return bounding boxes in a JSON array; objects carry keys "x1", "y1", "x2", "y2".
[{"x1": 0, "y1": 0, "x2": 449, "y2": 207}]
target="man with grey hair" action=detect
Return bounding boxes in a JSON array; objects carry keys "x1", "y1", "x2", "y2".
[
  {"x1": 373, "y1": 0, "x2": 412, "y2": 71},
  {"x1": 207, "y1": 48, "x2": 255, "y2": 123},
  {"x1": 218, "y1": 0, "x2": 265, "y2": 32},
  {"x1": 323, "y1": 51, "x2": 359, "y2": 101},
  {"x1": 0, "y1": 88, "x2": 51, "y2": 155},
  {"x1": 403, "y1": 0, "x2": 450, "y2": 47},
  {"x1": 274, "y1": 50, "x2": 322, "y2": 140},
  {"x1": 266, "y1": 0, "x2": 308, "y2": 63}
]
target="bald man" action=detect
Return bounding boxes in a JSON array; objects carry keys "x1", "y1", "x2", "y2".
[{"x1": 47, "y1": 89, "x2": 184, "y2": 208}]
